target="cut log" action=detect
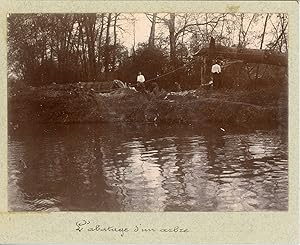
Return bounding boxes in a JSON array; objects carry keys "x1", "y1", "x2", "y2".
[{"x1": 194, "y1": 46, "x2": 287, "y2": 67}]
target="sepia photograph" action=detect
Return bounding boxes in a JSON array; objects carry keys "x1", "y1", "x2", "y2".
[{"x1": 7, "y1": 12, "x2": 288, "y2": 212}]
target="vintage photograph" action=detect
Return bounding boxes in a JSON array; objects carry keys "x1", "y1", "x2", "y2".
[{"x1": 7, "y1": 13, "x2": 288, "y2": 212}]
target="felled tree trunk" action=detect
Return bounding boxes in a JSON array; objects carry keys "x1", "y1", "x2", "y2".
[{"x1": 195, "y1": 46, "x2": 287, "y2": 67}]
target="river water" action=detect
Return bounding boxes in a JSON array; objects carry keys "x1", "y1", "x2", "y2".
[{"x1": 8, "y1": 123, "x2": 288, "y2": 212}]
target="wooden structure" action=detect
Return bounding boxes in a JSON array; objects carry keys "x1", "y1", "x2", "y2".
[{"x1": 193, "y1": 45, "x2": 288, "y2": 84}]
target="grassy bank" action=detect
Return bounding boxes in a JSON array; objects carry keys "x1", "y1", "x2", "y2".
[{"x1": 8, "y1": 82, "x2": 288, "y2": 128}]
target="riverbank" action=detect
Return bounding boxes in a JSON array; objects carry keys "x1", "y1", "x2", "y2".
[{"x1": 8, "y1": 82, "x2": 287, "y2": 128}]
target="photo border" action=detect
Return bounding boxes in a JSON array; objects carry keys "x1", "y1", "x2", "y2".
[{"x1": 0, "y1": 1, "x2": 298, "y2": 244}]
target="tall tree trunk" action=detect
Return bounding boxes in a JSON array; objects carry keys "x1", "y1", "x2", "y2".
[
  {"x1": 256, "y1": 13, "x2": 269, "y2": 79},
  {"x1": 238, "y1": 13, "x2": 244, "y2": 47},
  {"x1": 64, "y1": 18, "x2": 75, "y2": 81},
  {"x1": 132, "y1": 17, "x2": 136, "y2": 56},
  {"x1": 205, "y1": 13, "x2": 209, "y2": 43},
  {"x1": 85, "y1": 14, "x2": 97, "y2": 80},
  {"x1": 148, "y1": 13, "x2": 157, "y2": 47},
  {"x1": 78, "y1": 20, "x2": 88, "y2": 80},
  {"x1": 97, "y1": 13, "x2": 105, "y2": 68},
  {"x1": 112, "y1": 13, "x2": 118, "y2": 71},
  {"x1": 241, "y1": 14, "x2": 256, "y2": 47},
  {"x1": 259, "y1": 14, "x2": 269, "y2": 49},
  {"x1": 168, "y1": 13, "x2": 177, "y2": 68},
  {"x1": 104, "y1": 13, "x2": 112, "y2": 79}
]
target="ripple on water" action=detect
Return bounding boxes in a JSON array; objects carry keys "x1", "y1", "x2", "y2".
[{"x1": 8, "y1": 124, "x2": 288, "y2": 211}]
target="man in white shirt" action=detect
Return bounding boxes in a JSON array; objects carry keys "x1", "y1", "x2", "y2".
[
  {"x1": 211, "y1": 60, "x2": 222, "y2": 89},
  {"x1": 137, "y1": 72, "x2": 146, "y2": 90}
]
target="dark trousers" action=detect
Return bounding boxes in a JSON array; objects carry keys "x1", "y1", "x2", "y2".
[
  {"x1": 212, "y1": 73, "x2": 222, "y2": 89},
  {"x1": 137, "y1": 82, "x2": 146, "y2": 93}
]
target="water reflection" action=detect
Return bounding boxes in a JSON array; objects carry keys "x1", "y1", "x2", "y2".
[{"x1": 8, "y1": 123, "x2": 288, "y2": 211}]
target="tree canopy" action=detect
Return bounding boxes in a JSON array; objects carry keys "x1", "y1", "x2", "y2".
[{"x1": 8, "y1": 13, "x2": 288, "y2": 88}]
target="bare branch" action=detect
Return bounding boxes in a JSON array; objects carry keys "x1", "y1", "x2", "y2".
[{"x1": 174, "y1": 14, "x2": 225, "y2": 41}]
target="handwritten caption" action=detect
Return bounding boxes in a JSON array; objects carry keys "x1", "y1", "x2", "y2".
[{"x1": 75, "y1": 220, "x2": 189, "y2": 237}]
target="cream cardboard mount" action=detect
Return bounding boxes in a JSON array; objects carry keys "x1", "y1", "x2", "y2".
[{"x1": 0, "y1": 0, "x2": 298, "y2": 244}]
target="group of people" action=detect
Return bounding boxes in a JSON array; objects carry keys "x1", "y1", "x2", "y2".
[{"x1": 135, "y1": 58, "x2": 223, "y2": 92}]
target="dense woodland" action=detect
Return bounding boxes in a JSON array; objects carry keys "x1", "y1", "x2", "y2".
[{"x1": 8, "y1": 13, "x2": 288, "y2": 89}]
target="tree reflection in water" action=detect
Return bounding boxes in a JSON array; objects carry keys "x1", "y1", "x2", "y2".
[{"x1": 8, "y1": 123, "x2": 288, "y2": 211}]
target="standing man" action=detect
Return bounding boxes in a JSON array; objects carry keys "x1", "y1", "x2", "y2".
[
  {"x1": 137, "y1": 71, "x2": 146, "y2": 91},
  {"x1": 209, "y1": 36, "x2": 215, "y2": 49},
  {"x1": 211, "y1": 60, "x2": 222, "y2": 89}
]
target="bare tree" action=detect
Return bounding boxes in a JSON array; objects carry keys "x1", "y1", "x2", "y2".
[
  {"x1": 147, "y1": 13, "x2": 157, "y2": 47},
  {"x1": 112, "y1": 13, "x2": 121, "y2": 71},
  {"x1": 269, "y1": 14, "x2": 288, "y2": 52},
  {"x1": 104, "y1": 13, "x2": 112, "y2": 79},
  {"x1": 84, "y1": 14, "x2": 97, "y2": 80},
  {"x1": 255, "y1": 13, "x2": 270, "y2": 79},
  {"x1": 96, "y1": 13, "x2": 105, "y2": 69}
]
